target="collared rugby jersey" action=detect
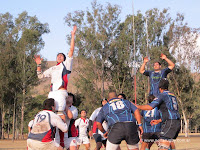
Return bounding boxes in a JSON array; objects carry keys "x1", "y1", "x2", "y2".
[
  {"x1": 96, "y1": 98, "x2": 137, "y2": 128},
  {"x1": 28, "y1": 110, "x2": 68, "y2": 142},
  {"x1": 75, "y1": 118, "x2": 89, "y2": 137},
  {"x1": 148, "y1": 91, "x2": 180, "y2": 121},
  {"x1": 143, "y1": 67, "x2": 171, "y2": 97},
  {"x1": 39, "y1": 56, "x2": 73, "y2": 91},
  {"x1": 141, "y1": 107, "x2": 161, "y2": 133}
]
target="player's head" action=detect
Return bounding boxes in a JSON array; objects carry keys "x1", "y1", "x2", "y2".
[
  {"x1": 80, "y1": 109, "x2": 87, "y2": 117},
  {"x1": 43, "y1": 98, "x2": 55, "y2": 111},
  {"x1": 108, "y1": 91, "x2": 117, "y2": 101},
  {"x1": 153, "y1": 61, "x2": 161, "y2": 71},
  {"x1": 118, "y1": 93, "x2": 126, "y2": 99},
  {"x1": 101, "y1": 98, "x2": 108, "y2": 106},
  {"x1": 67, "y1": 93, "x2": 75, "y2": 107},
  {"x1": 148, "y1": 94, "x2": 155, "y2": 103},
  {"x1": 159, "y1": 78, "x2": 169, "y2": 90},
  {"x1": 56, "y1": 53, "x2": 66, "y2": 63}
]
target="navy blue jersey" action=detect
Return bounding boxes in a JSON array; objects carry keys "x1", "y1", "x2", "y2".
[
  {"x1": 141, "y1": 107, "x2": 161, "y2": 133},
  {"x1": 148, "y1": 91, "x2": 180, "y2": 121},
  {"x1": 143, "y1": 68, "x2": 171, "y2": 97},
  {"x1": 96, "y1": 98, "x2": 137, "y2": 128}
]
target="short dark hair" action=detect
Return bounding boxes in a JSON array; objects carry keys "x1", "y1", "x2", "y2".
[
  {"x1": 80, "y1": 109, "x2": 87, "y2": 114},
  {"x1": 101, "y1": 98, "x2": 108, "y2": 106},
  {"x1": 154, "y1": 61, "x2": 161, "y2": 66},
  {"x1": 43, "y1": 98, "x2": 55, "y2": 110},
  {"x1": 159, "y1": 78, "x2": 169, "y2": 90},
  {"x1": 148, "y1": 94, "x2": 155, "y2": 103},
  {"x1": 118, "y1": 93, "x2": 126, "y2": 99},
  {"x1": 68, "y1": 92, "x2": 76, "y2": 103},
  {"x1": 57, "y1": 53, "x2": 66, "y2": 61}
]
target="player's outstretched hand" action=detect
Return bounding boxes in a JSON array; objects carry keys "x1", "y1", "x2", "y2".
[
  {"x1": 160, "y1": 53, "x2": 167, "y2": 60},
  {"x1": 33, "y1": 55, "x2": 43, "y2": 65}
]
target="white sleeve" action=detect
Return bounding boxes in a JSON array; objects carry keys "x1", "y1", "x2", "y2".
[
  {"x1": 43, "y1": 67, "x2": 52, "y2": 78},
  {"x1": 71, "y1": 106, "x2": 78, "y2": 119},
  {"x1": 75, "y1": 118, "x2": 80, "y2": 127},
  {"x1": 38, "y1": 67, "x2": 52, "y2": 79},
  {"x1": 64, "y1": 56, "x2": 73, "y2": 71},
  {"x1": 51, "y1": 113, "x2": 68, "y2": 132},
  {"x1": 89, "y1": 108, "x2": 101, "y2": 121},
  {"x1": 28, "y1": 120, "x2": 34, "y2": 127}
]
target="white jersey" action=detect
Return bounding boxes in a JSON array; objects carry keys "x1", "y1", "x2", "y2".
[
  {"x1": 75, "y1": 118, "x2": 89, "y2": 137},
  {"x1": 39, "y1": 56, "x2": 73, "y2": 91},
  {"x1": 28, "y1": 110, "x2": 68, "y2": 142},
  {"x1": 65, "y1": 105, "x2": 78, "y2": 138},
  {"x1": 90, "y1": 107, "x2": 108, "y2": 137},
  {"x1": 28, "y1": 120, "x2": 34, "y2": 128}
]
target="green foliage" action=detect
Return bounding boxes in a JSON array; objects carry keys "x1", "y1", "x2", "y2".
[
  {"x1": 0, "y1": 11, "x2": 49, "y2": 138},
  {"x1": 64, "y1": 0, "x2": 200, "y2": 131}
]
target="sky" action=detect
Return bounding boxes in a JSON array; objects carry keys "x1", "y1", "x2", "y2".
[{"x1": 1, "y1": 0, "x2": 200, "y2": 61}]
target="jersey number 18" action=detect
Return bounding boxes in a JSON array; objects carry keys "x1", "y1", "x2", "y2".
[{"x1": 110, "y1": 101, "x2": 125, "y2": 110}]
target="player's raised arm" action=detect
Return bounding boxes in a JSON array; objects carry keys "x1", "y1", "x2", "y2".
[
  {"x1": 68, "y1": 25, "x2": 77, "y2": 58},
  {"x1": 139, "y1": 56, "x2": 149, "y2": 74},
  {"x1": 34, "y1": 55, "x2": 43, "y2": 73},
  {"x1": 160, "y1": 53, "x2": 175, "y2": 70}
]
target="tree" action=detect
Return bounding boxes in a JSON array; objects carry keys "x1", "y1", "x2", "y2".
[{"x1": 0, "y1": 11, "x2": 49, "y2": 139}]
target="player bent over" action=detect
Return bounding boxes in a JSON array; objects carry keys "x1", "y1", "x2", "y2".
[
  {"x1": 27, "y1": 98, "x2": 68, "y2": 150},
  {"x1": 96, "y1": 92, "x2": 143, "y2": 150}
]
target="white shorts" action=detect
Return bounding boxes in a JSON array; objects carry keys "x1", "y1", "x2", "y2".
[
  {"x1": 48, "y1": 89, "x2": 68, "y2": 112},
  {"x1": 27, "y1": 139, "x2": 59, "y2": 150},
  {"x1": 64, "y1": 137, "x2": 77, "y2": 149},
  {"x1": 106, "y1": 140, "x2": 139, "y2": 150},
  {"x1": 77, "y1": 136, "x2": 90, "y2": 145}
]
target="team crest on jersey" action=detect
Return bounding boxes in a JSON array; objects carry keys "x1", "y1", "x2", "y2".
[{"x1": 73, "y1": 139, "x2": 76, "y2": 143}]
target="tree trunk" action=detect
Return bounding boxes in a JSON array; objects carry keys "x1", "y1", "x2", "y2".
[
  {"x1": 195, "y1": 126, "x2": 197, "y2": 133},
  {"x1": 1, "y1": 104, "x2": 5, "y2": 139},
  {"x1": 181, "y1": 119, "x2": 183, "y2": 133},
  {"x1": 7, "y1": 108, "x2": 10, "y2": 139},
  {"x1": 12, "y1": 96, "x2": 16, "y2": 141},
  {"x1": 16, "y1": 112, "x2": 19, "y2": 140},
  {"x1": 20, "y1": 88, "x2": 25, "y2": 139},
  {"x1": 172, "y1": 72, "x2": 188, "y2": 137}
]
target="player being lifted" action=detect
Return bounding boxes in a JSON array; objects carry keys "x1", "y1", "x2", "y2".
[
  {"x1": 139, "y1": 53, "x2": 175, "y2": 97},
  {"x1": 34, "y1": 25, "x2": 77, "y2": 116},
  {"x1": 34, "y1": 26, "x2": 77, "y2": 147},
  {"x1": 136, "y1": 78, "x2": 181, "y2": 150}
]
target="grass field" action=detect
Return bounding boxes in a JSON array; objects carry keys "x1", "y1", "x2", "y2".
[{"x1": 0, "y1": 134, "x2": 199, "y2": 150}]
